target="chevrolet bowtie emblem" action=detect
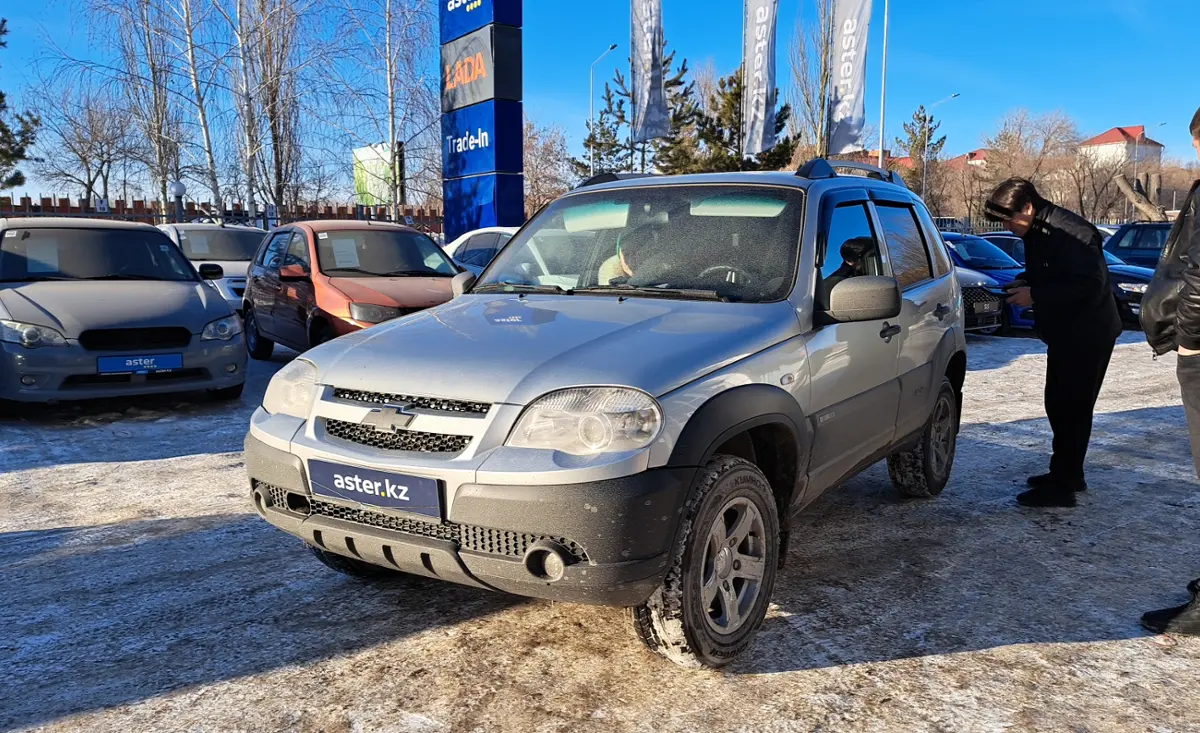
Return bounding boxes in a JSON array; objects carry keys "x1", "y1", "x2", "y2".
[{"x1": 360, "y1": 404, "x2": 415, "y2": 433}]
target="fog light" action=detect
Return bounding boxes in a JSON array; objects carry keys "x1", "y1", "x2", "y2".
[
  {"x1": 20, "y1": 375, "x2": 36, "y2": 385},
  {"x1": 225, "y1": 364, "x2": 238, "y2": 373}
]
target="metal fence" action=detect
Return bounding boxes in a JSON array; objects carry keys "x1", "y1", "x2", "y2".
[{"x1": 932, "y1": 216, "x2": 1128, "y2": 235}]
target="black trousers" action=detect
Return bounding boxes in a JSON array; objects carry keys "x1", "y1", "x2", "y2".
[
  {"x1": 1044, "y1": 338, "x2": 1116, "y2": 481},
  {"x1": 1177, "y1": 353, "x2": 1200, "y2": 479}
]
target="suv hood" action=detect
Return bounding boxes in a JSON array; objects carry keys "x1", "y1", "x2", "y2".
[
  {"x1": 311, "y1": 294, "x2": 801, "y2": 405},
  {"x1": 955, "y1": 266, "x2": 999, "y2": 288},
  {"x1": 0, "y1": 280, "x2": 233, "y2": 337}
]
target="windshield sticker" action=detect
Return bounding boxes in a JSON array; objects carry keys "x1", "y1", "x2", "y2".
[
  {"x1": 691, "y1": 194, "x2": 786, "y2": 217},
  {"x1": 4, "y1": 230, "x2": 15, "y2": 237},
  {"x1": 318, "y1": 232, "x2": 329, "y2": 239},
  {"x1": 26, "y1": 242, "x2": 60, "y2": 273},
  {"x1": 331, "y1": 238, "x2": 360, "y2": 268},
  {"x1": 187, "y1": 235, "x2": 210, "y2": 254},
  {"x1": 160, "y1": 245, "x2": 172, "y2": 252}
]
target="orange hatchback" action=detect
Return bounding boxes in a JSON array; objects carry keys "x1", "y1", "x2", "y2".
[{"x1": 242, "y1": 221, "x2": 457, "y2": 358}]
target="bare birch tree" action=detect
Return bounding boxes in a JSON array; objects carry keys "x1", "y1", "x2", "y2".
[
  {"x1": 31, "y1": 79, "x2": 138, "y2": 200},
  {"x1": 170, "y1": 0, "x2": 225, "y2": 206},
  {"x1": 787, "y1": 0, "x2": 833, "y2": 158},
  {"x1": 523, "y1": 119, "x2": 572, "y2": 216}
]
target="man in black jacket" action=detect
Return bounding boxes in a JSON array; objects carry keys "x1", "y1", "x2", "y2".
[
  {"x1": 984, "y1": 178, "x2": 1122, "y2": 507},
  {"x1": 1138, "y1": 107, "x2": 1200, "y2": 636}
]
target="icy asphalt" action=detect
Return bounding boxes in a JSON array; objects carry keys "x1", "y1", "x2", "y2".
[{"x1": 1, "y1": 332, "x2": 1198, "y2": 733}]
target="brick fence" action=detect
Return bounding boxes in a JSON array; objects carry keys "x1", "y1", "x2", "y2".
[{"x1": 0, "y1": 196, "x2": 445, "y2": 233}]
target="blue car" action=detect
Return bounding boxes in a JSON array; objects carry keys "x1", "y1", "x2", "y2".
[{"x1": 941, "y1": 232, "x2": 1033, "y2": 332}]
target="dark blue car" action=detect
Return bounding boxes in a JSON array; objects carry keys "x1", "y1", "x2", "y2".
[{"x1": 941, "y1": 232, "x2": 1033, "y2": 331}]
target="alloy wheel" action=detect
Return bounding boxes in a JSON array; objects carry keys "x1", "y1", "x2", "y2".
[{"x1": 700, "y1": 497, "x2": 767, "y2": 635}]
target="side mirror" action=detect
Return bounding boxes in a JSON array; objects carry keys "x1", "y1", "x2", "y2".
[
  {"x1": 451, "y1": 271, "x2": 477, "y2": 297},
  {"x1": 819, "y1": 276, "x2": 902, "y2": 324},
  {"x1": 198, "y1": 263, "x2": 224, "y2": 280},
  {"x1": 279, "y1": 264, "x2": 309, "y2": 281}
]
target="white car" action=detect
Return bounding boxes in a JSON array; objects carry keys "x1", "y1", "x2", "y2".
[
  {"x1": 443, "y1": 226, "x2": 519, "y2": 275},
  {"x1": 159, "y1": 223, "x2": 267, "y2": 314}
]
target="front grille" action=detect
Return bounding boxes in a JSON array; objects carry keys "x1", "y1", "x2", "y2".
[
  {"x1": 333, "y1": 388, "x2": 490, "y2": 415},
  {"x1": 307, "y1": 499, "x2": 589, "y2": 561},
  {"x1": 962, "y1": 286, "x2": 1002, "y2": 310},
  {"x1": 79, "y1": 327, "x2": 192, "y2": 351},
  {"x1": 324, "y1": 418, "x2": 470, "y2": 453}
]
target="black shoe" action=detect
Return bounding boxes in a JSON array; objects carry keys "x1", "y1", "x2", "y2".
[
  {"x1": 1141, "y1": 596, "x2": 1200, "y2": 635},
  {"x1": 1027, "y1": 473, "x2": 1087, "y2": 492},
  {"x1": 1016, "y1": 486, "x2": 1077, "y2": 508}
]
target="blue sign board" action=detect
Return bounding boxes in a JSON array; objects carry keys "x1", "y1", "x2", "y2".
[
  {"x1": 440, "y1": 0, "x2": 522, "y2": 44},
  {"x1": 443, "y1": 173, "x2": 524, "y2": 241},
  {"x1": 441, "y1": 100, "x2": 522, "y2": 180}
]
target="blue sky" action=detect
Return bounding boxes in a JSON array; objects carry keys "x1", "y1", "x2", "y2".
[{"x1": 4, "y1": 0, "x2": 1199, "y2": 195}]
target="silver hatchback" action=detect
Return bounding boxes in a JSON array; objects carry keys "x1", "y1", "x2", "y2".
[{"x1": 246, "y1": 161, "x2": 967, "y2": 668}]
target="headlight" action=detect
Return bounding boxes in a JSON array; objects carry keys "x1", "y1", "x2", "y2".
[
  {"x1": 201, "y1": 315, "x2": 244, "y2": 341},
  {"x1": 1118, "y1": 282, "x2": 1148, "y2": 294},
  {"x1": 262, "y1": 359, "x2": 317, "y2": 418},
  {"x1": 507, "y1": 387, "x2": 662, "y2": 456},
  {"x1": 349, "y1": 302, "x2": 403, "y2": 324},
  {"x1": 0, "y1": 320, "x2": 67, "y2": 348}
]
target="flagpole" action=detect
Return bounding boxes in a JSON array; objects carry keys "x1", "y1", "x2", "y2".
[
  {"x1": 740, "y1": 0, "x2": 746, "y2": 165},
  {"x1": 877, "y1": 0, "x2": 888, "y2": 168}
]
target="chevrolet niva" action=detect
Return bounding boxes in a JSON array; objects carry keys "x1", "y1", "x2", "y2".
[{"x1": 246, "y1": 160, "x2": 967, "y2": 668}]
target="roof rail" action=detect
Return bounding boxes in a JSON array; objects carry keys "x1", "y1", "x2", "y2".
[
  {"x1": 575, "y1": 172, "x2": 656, "y2": 189},
  {"x1": 796, "y1": 158, "x2": 907, "y2": 188}
]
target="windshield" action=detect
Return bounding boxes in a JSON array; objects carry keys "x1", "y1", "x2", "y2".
[
  {"x1": 475, "y1": 184, "x2": 805, "y2": 302},
  {"x1": 177, "y1": 228, "x2": 263, "y2": 262},
  {"x1": 946, "y1": 236, "x2": 1021, "y2": 270},
  {"x1": 315, "y1": 230, "x2": 457, "y2": 277},
  {"x1": 0, "y1": 227, "x2": 197, "y2": 282}
]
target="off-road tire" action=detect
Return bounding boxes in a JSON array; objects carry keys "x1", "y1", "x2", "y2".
[
  {"x1": 309, "y1": 323, "x2": 334, "y2": 350},
  {"x1": 631, "y1": 454, "x2": 780, "y2": 668},
  {"x1": 244, "y1": 308, "x2": 274, "y2": 360},
  {"x1": 308, "y1": 544, "x2": 397, "y2": 579},
  {"x1": 207, "y1": 383, "x2": 245, "y2": 401},
  {"x1": 887, "y1": 377, "x2": 958, "y2": 498}
]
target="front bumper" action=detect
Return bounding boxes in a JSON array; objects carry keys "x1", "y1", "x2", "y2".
[
  {"x1": 0, "y1": 336, "x2": 247, "y2": 402},
  {"x1": 245, "y1": 433, "x2": 692, "y2": 606}
]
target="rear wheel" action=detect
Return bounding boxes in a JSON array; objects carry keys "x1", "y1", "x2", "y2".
[
  {"x1": 308, "y1": 544, "x2": 397, "y2": 579},
  {"x1": 309, "y1": 322, "x2": 334, "y2": 349},
  {"x1": 244, "y1": 308, "x2": 274, "y2": 360},
  {"x1": 632, "y1": 455, "x2": 779, "y2": 668},
  {"x1": 887, "y1": 377, "x2": 958, "y2": 498}
]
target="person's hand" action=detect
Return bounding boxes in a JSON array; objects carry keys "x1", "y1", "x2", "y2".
[
  {"x1": 1004, "y1": 278, "x2": 1026, "y2": 290},
  {"x1": 1006, "y1": 285, "x2": 1033, "y2": 307}
]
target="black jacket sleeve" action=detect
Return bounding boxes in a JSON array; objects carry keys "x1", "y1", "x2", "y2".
[{"x1": 1175, "y1": 196, "x2": 1200, "y2": 349}]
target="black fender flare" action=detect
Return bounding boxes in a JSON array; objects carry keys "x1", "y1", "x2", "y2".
[{"x1": 667, "y1": 383, "x2": 811, "y2": 470}]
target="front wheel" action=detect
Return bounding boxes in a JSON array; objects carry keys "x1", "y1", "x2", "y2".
[
  {"x1": 244, "y1": 308, "x2": 274, "y2": 360},
  {"x1": 887, "y1": 377, "x2": 959, "y2": 498},
  {"x1": 632, "y1": 455, "x2": 780, "y2": 668}
]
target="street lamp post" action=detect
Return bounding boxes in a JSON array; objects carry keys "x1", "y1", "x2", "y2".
[
  {"x1": 589, "y1": 43, "x2": 618, "y2": 176},
  {"x1": 921, "y1": 93, "x2": 960, "y2": 201},
  {"x1": 167, "y1": 181, "x2": 187, "y2": 224}
]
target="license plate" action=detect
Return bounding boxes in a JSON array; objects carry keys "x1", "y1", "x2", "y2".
[
  {"x1": 97, "y1": 354, "x2": 183, "y2": 374},
  {"x1": 308, "y1": 459, "x2": 441, "y2": 518},
  {"x1": 974, "y1": 301, "x2": 1000, "y2": 313}
]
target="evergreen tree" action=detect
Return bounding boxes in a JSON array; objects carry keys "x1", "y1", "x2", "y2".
[
  {"x1": 894, "y1": 105, "x2": 946, "y2": 196},
  {"x1": 695, "y1": 69, "x2": 795, "y2": 172},
  {"x1": 570, "y1": 84, "x2": 630, "y2": 181},
  {"x1": 0, "y1": 19, "x2": 38, "y2": 189}
]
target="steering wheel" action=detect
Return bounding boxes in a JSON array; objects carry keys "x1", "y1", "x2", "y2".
[{"x1": 698, "y1": 265, "x2": 754, "y2": 286}]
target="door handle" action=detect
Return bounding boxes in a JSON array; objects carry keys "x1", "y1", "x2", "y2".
[
  {"x1": 934, "y1": 303, "x2": 951, "y2": 320},
  {"x1": 880, "y1": 322, "x2": 901, "y2": 341}
]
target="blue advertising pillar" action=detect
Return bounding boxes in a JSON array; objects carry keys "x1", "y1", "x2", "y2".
[{"x1": 439, "y1": 0, "x2": 524, "y2": 243}]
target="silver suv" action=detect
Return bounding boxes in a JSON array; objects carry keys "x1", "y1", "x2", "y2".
[{"x1": 245, "y1": 161, "x2": 967, "y2": 668}]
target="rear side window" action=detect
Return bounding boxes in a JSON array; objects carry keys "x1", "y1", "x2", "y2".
[
  {"x1": 909, "y1": 201, "x2": 953, "y2": 276},
  {"x1": 875, "y1": 203, "x2": 933, "y2": 289},
  {"x1": 1109, "y1": 228, "x2": 1137, "y2": 250},
  {"x1": 1134, "y1": 226, "x2": 1171, "y2": 251}
]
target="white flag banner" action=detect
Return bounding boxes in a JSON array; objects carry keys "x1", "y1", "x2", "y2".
[
  {"x1": 828, "y1": 0, "x2": 873, "y2": 154},
  {"x1": 742, "y1": 0, "x2": 780, "y2": 156},
  {"x1": 630, "y1": 0, "x2": 669, "y2": 142}
]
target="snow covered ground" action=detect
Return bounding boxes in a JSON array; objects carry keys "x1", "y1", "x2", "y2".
[{"x1": 2, "y1": 332, "x2": 1198, "y2": 733}]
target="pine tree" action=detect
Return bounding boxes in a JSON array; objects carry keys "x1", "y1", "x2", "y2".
[
  {"x1": 894, "y1": 105, "x2": 946, "y2": 196},
  {"x1": 0, "y1": 19, "x2": 38, "y2": 189},
  {"x1": 695, "y1": 69, "x2": 795, "y2": 172},
  {"x1": 570, "y1": 84, "x2": 630, "y2": 180}
]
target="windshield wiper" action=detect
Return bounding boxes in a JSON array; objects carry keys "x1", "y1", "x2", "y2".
[
  {"x1": 82, "y1": 274, "x2": 167, "y2": 281},
  {"x1": 324, "y1": 267, "x2": 382, "y2": 277},
  {"x1": 383, "y1": 269, "x2": 453, "y2": 277},
  {"x1": 473, "y1": 282, "x2": 572, "y2": 295},
  {"x1": 575, "y1": 285, "x2": 728, "y2": 302},
  {"x1": 0, "y1": 275, "x2": 77, "y2": 282}
]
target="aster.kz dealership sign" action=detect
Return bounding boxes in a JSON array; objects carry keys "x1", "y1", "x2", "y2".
[{"x1": 439, "y1": 0, "x2": 524, "y2": 241}]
